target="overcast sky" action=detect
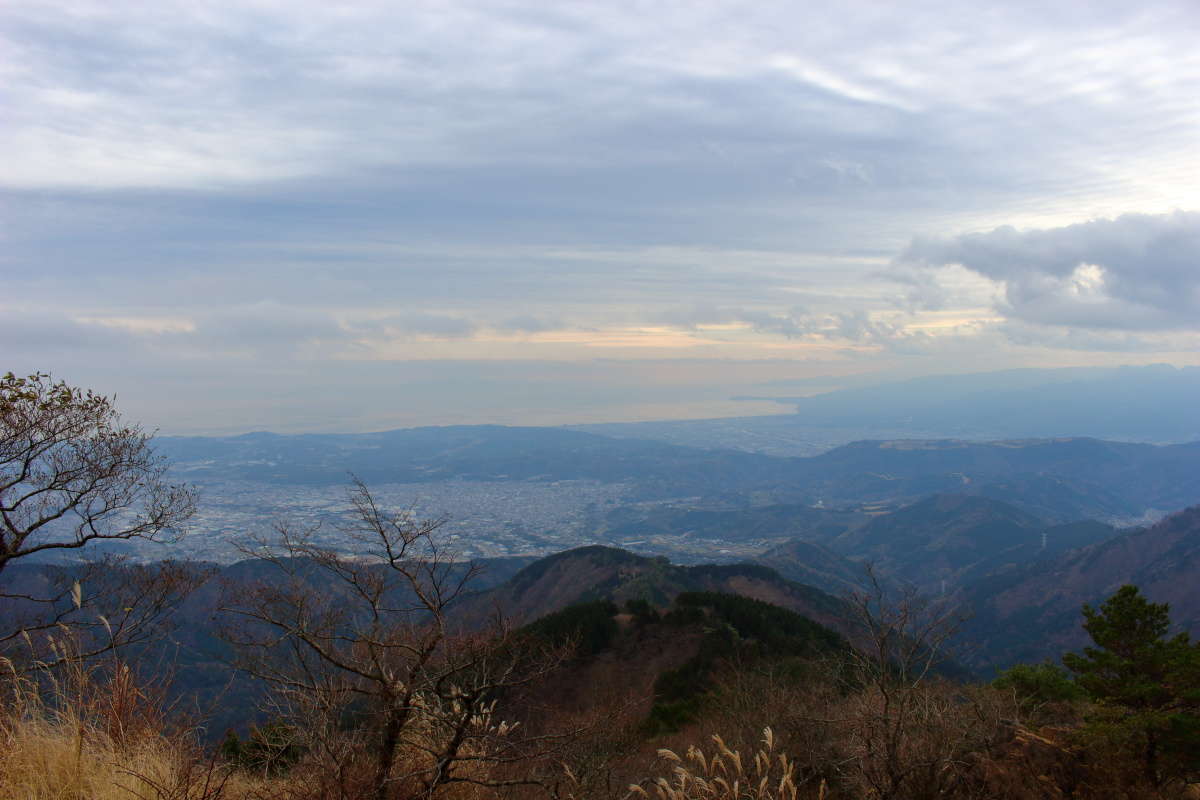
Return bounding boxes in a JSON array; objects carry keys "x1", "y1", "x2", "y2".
[{"x1": 3, "y1": 0, "x2": 1199, "y2": 433}]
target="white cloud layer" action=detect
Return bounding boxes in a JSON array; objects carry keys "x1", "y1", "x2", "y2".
[{"x1": 3, "y1": 0, "x2": 1200, "y2": 430}]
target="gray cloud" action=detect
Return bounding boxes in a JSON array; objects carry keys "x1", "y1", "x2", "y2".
[
  {"x1": 493, "y1": 315, "x2": 563, "y2": 334},
  {"x1": 1, "y1": 303, "x2": 364, "y2": 362},
  {"x1": 651, "y1": 305, "x2": 920, "y2": 347},
  {"x1": 4, "y1": 0, "x2": 1200, "y2": 431},
  {"x1": 652, "y1": 306, "x2": 814, "y2": 338},
  {"x1": 373, "y1": 313, "x2": 478, "y2": 340},
  {"x1": 182, "y1": 302, "x2": 352, "y2": 357},
  {"x1": 897, "y1": 211, "x2": 1200, "y2": 331},
  {"x1": 997, "y1": 321, "x2": 1170, "y2": 353},
  {"x1": 0, "y1": 311, "x2": 138, "y2": 352}
]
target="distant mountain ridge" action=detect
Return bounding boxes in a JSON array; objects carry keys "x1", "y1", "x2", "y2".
[
  {"x1": 578, "y1": 365, "x2": 1200, "y2": 451},
  {"x1": 801, "y1": 438, "x2": 1200, "y2": 519},
  {"x1": 958, "y1": 505, "x2": 1200, "y2": 670},
  {"x1": 824, "y1": 494, "x2": 1121, "y2": 593},
  {"x1": 783, "y1": 364, "x2": 1200, "y2": 442},
  {"x1": 677, "y1": 493, "x2": 1123, "y2": 596}
]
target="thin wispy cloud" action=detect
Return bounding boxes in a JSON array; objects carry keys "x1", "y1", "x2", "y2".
[{"x1": 3, "y1": 0, "x2": 1198, "y2": 431}]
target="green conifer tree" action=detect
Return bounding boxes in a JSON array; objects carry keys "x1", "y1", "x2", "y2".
[{"x1": 1063, "y1": 585, "x2": 1200, "y2": 787}]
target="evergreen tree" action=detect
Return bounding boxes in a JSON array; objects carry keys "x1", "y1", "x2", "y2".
[{"x1": 1063, "y1": 585, "x2": 1200, "y2": 787}]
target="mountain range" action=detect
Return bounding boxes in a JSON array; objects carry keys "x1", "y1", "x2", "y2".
[
  {"x1": 782, "y1": 365, "x2": 1200, "y2": 442},
  {"x1": 958, "y1": 504, "x2": 1200, "y2": 670},
  {"x1": 822, "y1": 494, "x2": 1122, "y2": 592},
  {"x1": 578, "y1": 365, "x2": 1200, "y2": 450}
]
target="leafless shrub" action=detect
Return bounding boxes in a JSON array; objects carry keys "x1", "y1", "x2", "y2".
[
  {"x1": 832, "y1": 567, "x2": 1018, "y2": 799},
  {"x1": 219, "y1": 478, "x2": 575, "y2": 800}
]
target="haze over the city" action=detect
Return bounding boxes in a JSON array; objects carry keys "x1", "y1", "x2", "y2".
[{"x1": 4, "y1": 0, "x2": 1199, "y2": 433}]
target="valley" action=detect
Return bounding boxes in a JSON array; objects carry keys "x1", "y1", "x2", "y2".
[
  {"x1": 6, "y1": 376, "x2": 1200, "y2": 799},
  {"x1": 147, "y1": 426, "x2": 1199, "y2": 567}
]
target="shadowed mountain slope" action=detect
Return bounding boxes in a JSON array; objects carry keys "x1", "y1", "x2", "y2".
[
  {"x1": 712, "y1": 495, "x2": 1119, "y2": 595},
  {"x1": 451, "y1": 545, "x2": 852, "y2": 638},
  {"x1": 751, "y1": 539, "x2": 873, "y2": 597},
  {"x1": 801, "y1": 438, "x2": 1200, "y2": 516},
  {"x1": 965, "y1": 476, "x2": 1135, "y2": 524},
  {"x1": 959, "y1": 505, "x2": 1200, "y2": 670},
  {"x1": 829, "y1": 495, "x2": 1065, "y2": 592},
  {"x1": 514, "y1": 591, "x2": 851, "y2": 734}
]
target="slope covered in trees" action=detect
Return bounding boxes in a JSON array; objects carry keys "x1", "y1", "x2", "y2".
[{"x1": 960, "y1": 505, "x2": 1200, "y2": 669}]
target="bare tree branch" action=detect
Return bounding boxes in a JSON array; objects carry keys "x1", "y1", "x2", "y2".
[
  {"x1": 0, "y1": 372, "x2": 200, "y2": 670},
  {"x1": 219, "y1": 479, "x2": 572, "y2": 799}
]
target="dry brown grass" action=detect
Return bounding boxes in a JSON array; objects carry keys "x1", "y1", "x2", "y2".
[
  {"x1": 0, "y1": 709, "x2": 185, "y2": 799},
  {"x1": 0, "y1": 655, "x2": 530, "y2": 800},
  {"x1": 0, "y1": 635, "x2": 230, "y2": 800},
  {"x1": 0, "y1": 686, "x2": 503, "y2": 800},
  {"x1": 0, "y1": 660, "x2": 223, "y2": 800},
  {"x1": 0, "y1": 713, "x2": 335, "y2": 800},
  {"x1": 628, "y1": 728, "x2": 803, "y2": 800}
]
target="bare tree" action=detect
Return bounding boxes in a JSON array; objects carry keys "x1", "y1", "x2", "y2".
[
  {"x1": 0, "y1": 372, "x2": 198, "y2": 669},
  {"x1": 220, "y1": 478, "x2": 571, "y2": 800},
  {"x1": 845, "y1": 567, "x2": 964, "y2": 691},
  {"x1": 839, "y1": 568, "x2": 1012, "y2": 800}
]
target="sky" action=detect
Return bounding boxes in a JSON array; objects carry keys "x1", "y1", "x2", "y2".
[{"x1": 3, "y1": 0, "x2": 1199, "y2": 434}]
